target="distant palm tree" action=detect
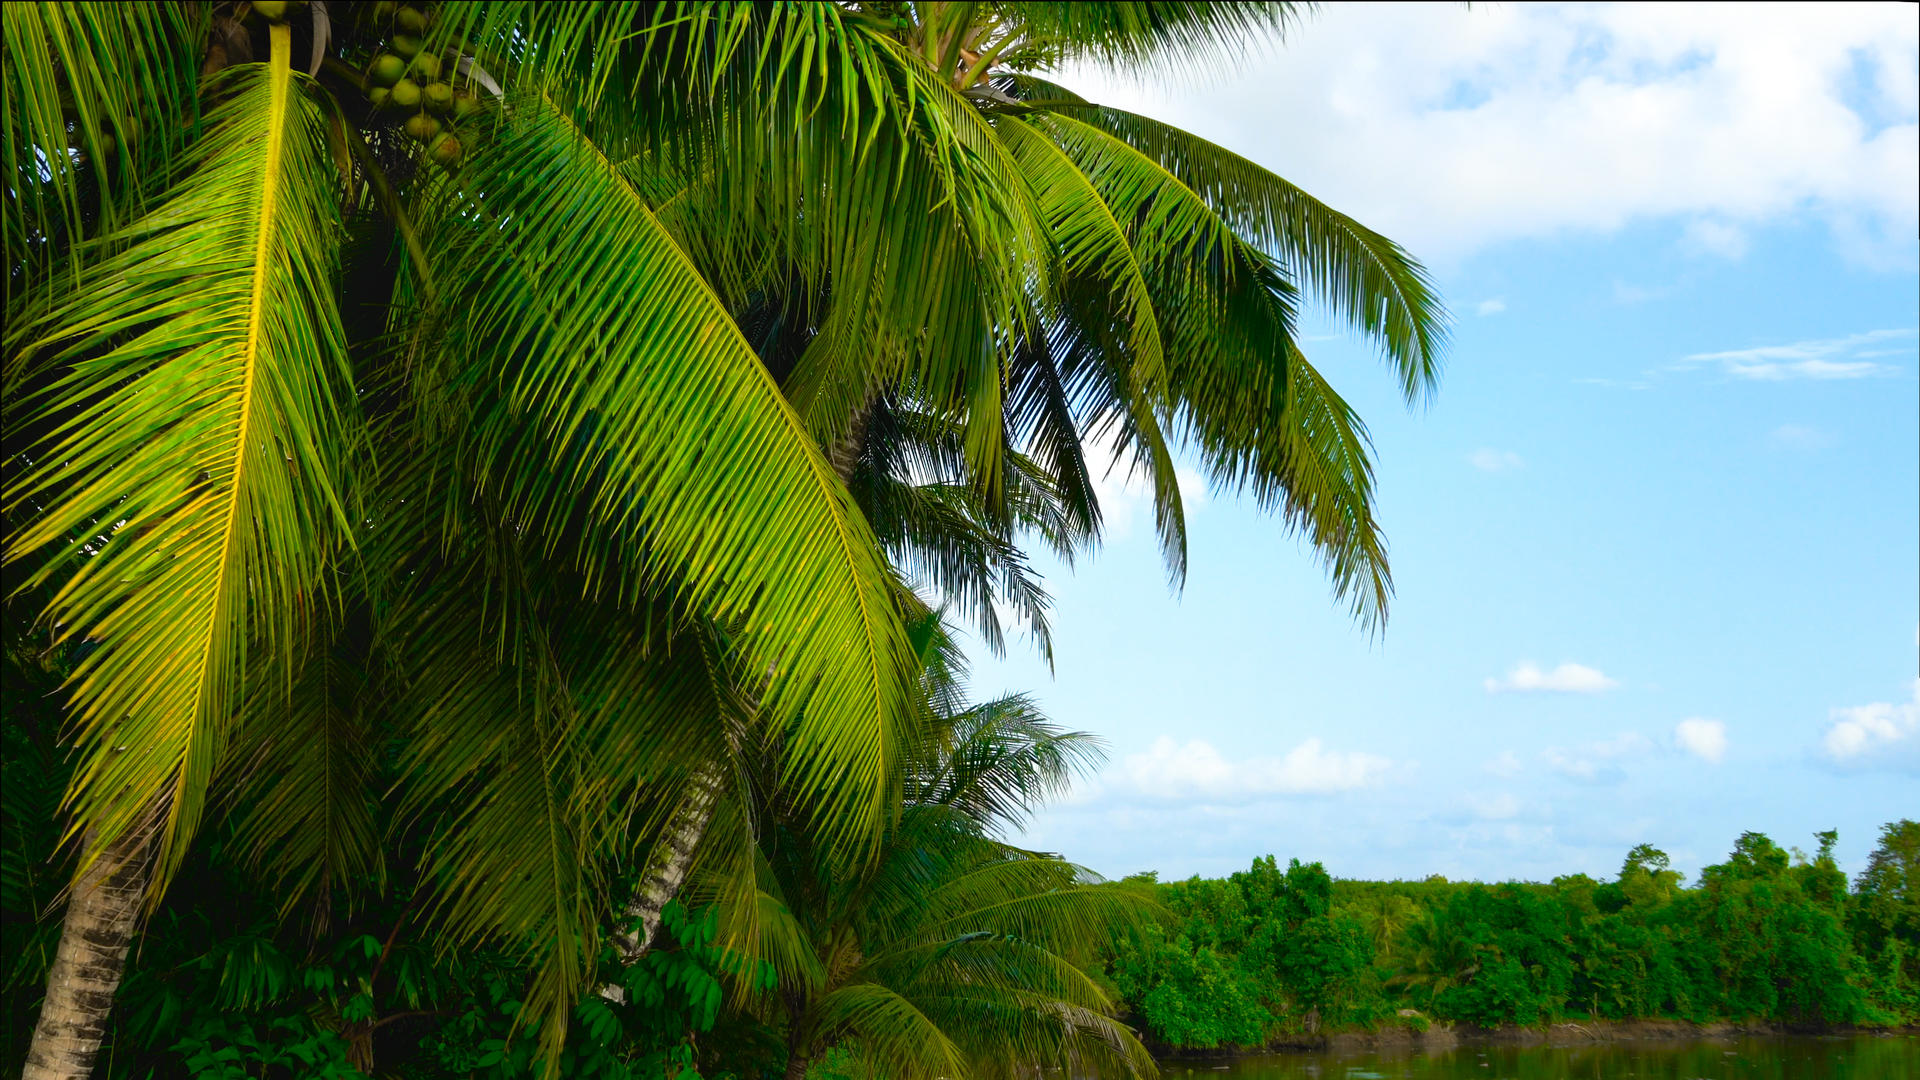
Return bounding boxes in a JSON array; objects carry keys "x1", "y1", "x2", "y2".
[
  {"x1": 1390, "y1": 910, "x2": 1482, "y2": 1007},
  {"x1": 692, "y1": 625, "x2": 1159, "y2": 1080},
  {"x1": 4, "y1": 3, "x2": 1446, "y2": 1075}
]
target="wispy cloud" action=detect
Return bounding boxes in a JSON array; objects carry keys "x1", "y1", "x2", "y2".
[
  {"x1": 1476, "y1": 298, "x2": 1508, "y2": 316},
  {"x1": 1543, "y1": 732, "x2": 1652, "y2": 785},
  {"x1": 1468, "y1": 448, "x2": 1525, "y2": 472},
  {"x1": 1612, "y1": 281, "x2": 1672, "y2": 306},
  {"x1": 1081, "y1": 439, "x2": 1207, "y2": 540},
  {"x1": 1680, "y1": 218, "x2": 1749, "y2": 259},
  {"x1": 1681, "y1": 328, "x2": 1914, "y2": 381},
  {"x1": 1768, "y1": 424, "x2": 1833, "y2": 450},
  {"x1": 1117, "y1": 736, "x2": 1392, "y2": 800},
  {"x1": 1820, "y1": 681, "x2": 1920, "y2": 774},
  {"x1": 1483, "y1": 750, "x2": 1525, "y2": 777},
  {"x1": 1673, "y1": 718, "x2": 1728, "y2": 763},
  {"x1": 1575, "y1": 375, "x2": 1653, "y2": 391},
  {"x1": 1463, "y1": 792, "x2": 1525, "y2": 821},
  {"x1": 1485, "y1": 661, "x2": 1620, "y2": 694}
]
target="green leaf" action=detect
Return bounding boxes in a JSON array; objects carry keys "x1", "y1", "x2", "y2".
[
  {"x1": 4, "y1": 24, "x2": 357, "y2": 898},
  {"x1": 407, "y1": 91, "x2": 915, "y2": 853}
]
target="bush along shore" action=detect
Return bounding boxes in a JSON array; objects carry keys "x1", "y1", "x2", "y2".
[{"x1": 1101, "y1": 821, "x2": 1920, "y2": 1056}]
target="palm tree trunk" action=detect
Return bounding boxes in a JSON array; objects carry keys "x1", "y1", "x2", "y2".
[
  {"x1": 824, "y1": 396, "x2": 873, "y2": 484},
  {"x1": 23, "y1": 821, "x2": 153, "y2": 1080},
  {"x1": 784, "y1": 1047, "x2": 811, "y2": 1080},
  {"x1": 613, "y1": 760, "x2": 723, "y2": 966}
]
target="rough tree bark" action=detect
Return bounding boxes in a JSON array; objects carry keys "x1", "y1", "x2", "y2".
[
  {"x1": 612, "y1": 759, "x2": 725, "y2": 966},
  {"x1": 22, "y1": 819, "x2": 154, "y2": 1080},
  {"x1": 783, "y1": 1047, "x2": 812, "y2": 1080}
]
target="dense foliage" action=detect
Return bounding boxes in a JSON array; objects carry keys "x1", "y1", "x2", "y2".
[{"x1": 1104, "y1": 823, "x2": 1920, "y2": 1051}]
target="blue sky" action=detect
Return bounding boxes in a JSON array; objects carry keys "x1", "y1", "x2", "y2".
[{"x1": 966, "y1": 3, "x2": 1919, "y2": 887}]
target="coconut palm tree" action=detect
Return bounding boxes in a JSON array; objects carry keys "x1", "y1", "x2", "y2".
[
  {"x1": 5, "y1": 3, "x2": 1446, "y2": 1074},
  {"x1": 1389, "y1": 909, "x2": 1483, "y2": 1009},
  {"x1": 691, "y1": 622, "x2": 1159, "y2": 1080},
  {"x1": 606, "y1": 0, "x2": 1446, "y2": 987}
]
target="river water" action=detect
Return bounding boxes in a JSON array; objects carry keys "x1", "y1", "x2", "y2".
[{"x1": 1162, "y1": 1034, "x2": 1918, "y2": 1079}]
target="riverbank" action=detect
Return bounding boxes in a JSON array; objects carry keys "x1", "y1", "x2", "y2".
[
  {"x1": 1153, "y1": 1032, "x2": 1915, "y2": 1079},
  {"x1": 1156, "y1": 1018, "x2": 1919, "y2": 1059}
]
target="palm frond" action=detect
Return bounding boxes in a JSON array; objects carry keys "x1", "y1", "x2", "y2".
[
  {"x1": 1045, "y1": 104, "x2": 1449, "y2": 404},
  {"x1": 220, "y1": 623, "x2": 381, "y2": 936},
  {"x1": 1028, "y1": 111, "x2": 1393, "y2": 625},
  {"x1": 995, "y1": 1, "x2": 1311, "y2": 77},
  {"x1": 388, "y1": 538, "x2": 605, "y2": 1062},
  {"x1": 2, "y1": 1, "x2": 205, "y2": 293},
  {"x1": 404, "y1": 91, "x2": 915, "y2": 855},
  {"x1": 910, "y1": 985, "x2": 1157, "y2": 1080},
  {"x1": 3, "y1": 25, "x2": 356, "y2": 897},
  {"x1": 914, "y1": 695, "x2": 1105, "y2": 833},
  {"x1": 807, "y1": 981, "x2": 971, "y2": 1080}
]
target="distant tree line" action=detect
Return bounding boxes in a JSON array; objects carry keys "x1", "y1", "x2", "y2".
[{"x1": 1103, "y1": 821, "x2": 1920, "y2": 1051}]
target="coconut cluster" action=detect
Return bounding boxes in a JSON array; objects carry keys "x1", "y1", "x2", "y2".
[{"x1": 359, "y1": 3, "x2": 486, "y2": 171}]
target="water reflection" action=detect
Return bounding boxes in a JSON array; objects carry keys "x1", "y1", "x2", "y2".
[{"x1": 1160, "y1": 1034, "x2": 1917, "y2": 1079}]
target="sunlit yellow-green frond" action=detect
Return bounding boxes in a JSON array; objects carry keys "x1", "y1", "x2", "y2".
[
  {"x1": 403, "y1": 91, "x2": 915, "y2": 856},
  {"x1": 3, "y1": 25, "x2": 355, "y2": 897},
  {"x1": 1022, "y1": 109, "x2": 1395, "y2": 624},
  {"x1": 994, "y1": 1, "x2": 1310, "y2": 76},
  {"x1": 1054, "y1": 103, "x2": 1449, "y2": 403}
]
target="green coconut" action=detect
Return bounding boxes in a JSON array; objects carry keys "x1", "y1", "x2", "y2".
[
  {"x1": 367, "y1": 86, "x2": 391, "y2": 110},
  {"x1": 251, "y1": 0, "x2": 290, "y2": 21},
  {"x1": 369, "y1": 1, "x2": 397, "y2": 24},
  {"x1": 369, "y1": 52, "x2": 406, "y2": 87},
  {"x1": 390, "y1": 33, "x2": 422, "y2": 58},
  {"x1": 404, "y1": 113, "x2": 442, "y2": 143},
  {"x1": 395, "y1": 6, "x2": 429, "y2": 35},
  {"x1": 451, "y1": 90, "x2": 483, "y2": 122},
  {"x1": 409, "y1": 53, "x2": 442, "y2": 81},
  {"x1": 388, "y1": 78, "x2": 422, "y2": 109},
  {"x1": 423, "y1": 82, "x2": 455, "y2": 114},
  {"x1": 428, "y1": 132, "x2": 463, "y2": 168}
]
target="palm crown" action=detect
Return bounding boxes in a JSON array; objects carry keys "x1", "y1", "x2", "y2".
[{"x1": 4, "y1": 2, "x2": 1445, "y2": 1073}]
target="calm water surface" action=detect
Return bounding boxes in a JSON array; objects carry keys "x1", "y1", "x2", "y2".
[{"x1": 1164, "y1": 1035, "x2": 1918, "y2": 1080}]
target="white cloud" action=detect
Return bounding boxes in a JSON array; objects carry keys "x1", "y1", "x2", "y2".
[
  {"x1": 1082, "y1": 439, "x2": 1208, "y2": 541},
  {"x1": 1485, "y1": 661, "x2": 1620, "y2": 694},
  {"x1": 1118, "y1": 736, "x2": 1392, "y2": 799},
  {"x1": 1483, "y1": 750, "x2": 1524, "y2": 777},
  {"x1": 1476, "y1": 297, "x2": 1508, "y2": 316},
  {"x1": 1680, "y1": 218, "x2": 1749, "y2": 259},
  {"x1": 1673, "y1": 717, "x2": 1728, "y2": 763},
  {"x1": 1468, "y1": 448, "x2": 1524, "y2": 472},
  {"x1": 1543, "y1": 732, "x2": 1652, "y2": 785},
  {"x1": 1065, "y1": 3, "x2": 1918, "y2": 267},
  {"x1": 1820, "y1": 681, "x2": 1920, "y2": 773},
  {"x1": 1680, "y1": 328, "x2": 1913, "y2": 381}
]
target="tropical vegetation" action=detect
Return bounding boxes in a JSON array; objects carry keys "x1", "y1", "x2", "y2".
[
  {"x1": 4, "y1": 1, "x2": 1447, "y2": 1077},
  {"x1": 1106, "y1": 821, "x2": 1920, "y2": 1052}
]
